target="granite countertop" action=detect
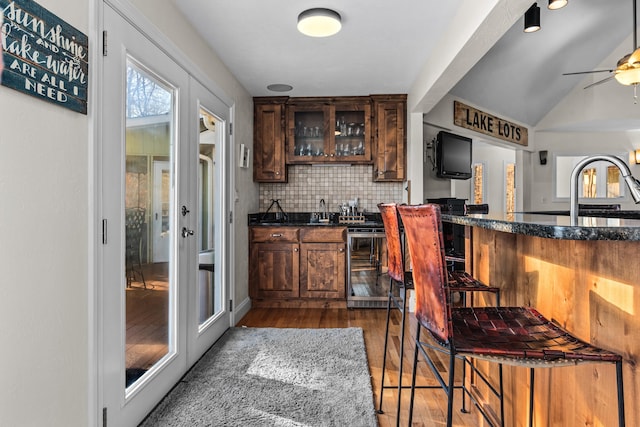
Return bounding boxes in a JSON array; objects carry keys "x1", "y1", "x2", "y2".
[
  {"x1": 442, "y1": 212, "x2": 640, "y2": 241},
  {"x1": 248, "y1": 212, "x2": 383, "y2": 228}
]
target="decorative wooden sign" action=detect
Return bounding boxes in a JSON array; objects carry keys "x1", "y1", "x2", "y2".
[
  {"x1": 453, "y1": 100, "x2": 527, "y2": 146},
  {"x1": 1, "y1": 0, "x2": 88, "y2": 114}
]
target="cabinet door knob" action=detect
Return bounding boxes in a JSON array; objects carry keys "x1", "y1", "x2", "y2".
[
  {"x1": 294, "y1": 247, "x2": 299, "y2": 252},
  {"x1": 339, "y1": 248, "x2": 345, "y2": 253}
]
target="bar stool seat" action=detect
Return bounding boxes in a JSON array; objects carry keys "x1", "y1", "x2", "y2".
[
  {"x1": 376, "y1": 203, "x2": 500, "y2": 426},
  {"x1": 398, "y1": 203, "x2": 625, "y2": 427}
]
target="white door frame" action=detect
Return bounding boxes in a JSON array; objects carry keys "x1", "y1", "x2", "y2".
[
  {"x1": 96, "y1": 1, "x2": 235, "y2": 426},
  {"x1": 101, "y1": 5, "x2": 188, "y2": 425},
  {"x1": 187, "y1": 79, "x2": 231, "y2": 364}
]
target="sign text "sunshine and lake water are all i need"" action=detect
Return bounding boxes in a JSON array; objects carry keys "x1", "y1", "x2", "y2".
[
  {"x1": 454, "y1": 100, "x2": 528, "y2": 146},
  {"x1": 1, "y1": 0, "x2": 88, "y2": 114}
]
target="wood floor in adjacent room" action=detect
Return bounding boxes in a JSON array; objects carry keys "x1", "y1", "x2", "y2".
[{"x1": 237, "y1": 307, "x2": 484, "y2": 427}]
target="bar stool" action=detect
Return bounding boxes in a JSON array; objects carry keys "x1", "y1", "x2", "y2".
[
  {"x1": 376, "y1": 203, "x2": 500, "y2": 425},
  {"x1": 398, "y1": 203, "x2": 626, "y2": 427}
]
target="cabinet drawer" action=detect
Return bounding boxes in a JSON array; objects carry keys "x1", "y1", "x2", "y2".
[
  {"x1": 300, "y1": 227, "x2": 346, "y2": 243},
  {"x1": 251, "y1": 227, "x2": 299, "y2": 242}
]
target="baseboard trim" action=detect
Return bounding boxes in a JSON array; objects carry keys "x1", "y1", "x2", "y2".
[{"x1": 233, "y1": 297, "x2": 252, "y2": 325}]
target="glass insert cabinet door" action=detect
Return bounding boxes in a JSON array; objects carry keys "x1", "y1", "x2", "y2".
[{"x1": 286, "y1": 100, "x2": 371, "y2": 163}]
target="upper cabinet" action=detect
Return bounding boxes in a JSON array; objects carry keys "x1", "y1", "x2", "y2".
[
  {"x1": 253, "y1": 97, "x2": 287, "y2": 182},
  {"x1": 286, "y1": 97, "x2": 372, "y2": 164},
  {"x1": 372, "y1": 95, "x2": 407, "y2": 182},
  {"x1": 253, "y1": 95, "x2": 406, "y2": 182}
]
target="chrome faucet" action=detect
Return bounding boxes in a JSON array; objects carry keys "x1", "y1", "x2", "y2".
[
  {"x1": 319, "y1": 198, "x2": 327, "y2": 219},
  {"x1": 569, "y1": 155, "x2": 640, "y2": 225}
]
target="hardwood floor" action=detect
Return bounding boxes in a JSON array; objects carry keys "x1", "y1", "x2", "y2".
[
  {"x1": 237, "y1": 307, "x2": 484, "y2": 427},
  {"x1": 126, "y1": 263, "x2": 169, "y2": 374}
]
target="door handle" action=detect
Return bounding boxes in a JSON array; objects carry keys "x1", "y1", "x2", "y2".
[
  {"x1": 181, "y1": 227, "x2": 194, "y2": 238},
  {"x1": 181, "y1": 206, "x2": 190, "y2": 216}
]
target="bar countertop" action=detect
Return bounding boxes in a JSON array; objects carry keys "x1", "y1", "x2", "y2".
[{"x1": 441, "y1": 211, "x2": 640, "y2": 241}]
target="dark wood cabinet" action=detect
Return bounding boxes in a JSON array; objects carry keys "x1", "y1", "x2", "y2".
[
  {"x1": 372, "y1": 95, "x2": 407, "y2": 182},
  {"x1": 286, "y1": 97, "x2": 372, "y2": 164},
  {"x1": 253, "y1": 97, "x2": 286, "y2": 182},
  {"x1": 249, "y1": 227, "x2": 299, "y2": 299},
  {"x1": 249, "y1": 226, "x2": 346, "y2": 304},
  {"x1": 253, "y1": 94, "x2": 405, "y2": 182},
  {"x1": 299, "y1": 228, "x2": 346, "y2": 299}
]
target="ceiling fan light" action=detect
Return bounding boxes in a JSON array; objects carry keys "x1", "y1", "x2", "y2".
[
  {"x1": 524, "y1": 3, "x2": 541, "y2": 33},
  {"x1": 548, "y1": 0, "x2": 568, "y2": 10},
  {"x1": 628, "y1": 47, "x2": 640, "y2": 66},
  {"x1": 615, "y1": 67, "x2": 640, "y2": 86},
  {"x1": 297, "y1": 8, "x2": 342, "y2": 37}
]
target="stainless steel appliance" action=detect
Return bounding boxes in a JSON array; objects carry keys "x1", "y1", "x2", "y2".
[{"x1": 347, "y1": 226, "x2": 389, "y2": 308}]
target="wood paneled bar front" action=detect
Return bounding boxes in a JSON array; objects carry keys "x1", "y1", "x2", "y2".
[{"x1": 442, "y1": 212, "x2": 640, "y2": 427}]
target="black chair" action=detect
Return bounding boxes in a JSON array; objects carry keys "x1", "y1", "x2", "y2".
[
  {"x1": 398, "y1": 203, "x2": 625, "y2": 427},
  {"x1": 376, "y1": 203, "x2": 500, "y2": 426},
  {"x1": 125, "y1": 207, "x2": 147, "y2": 289}
]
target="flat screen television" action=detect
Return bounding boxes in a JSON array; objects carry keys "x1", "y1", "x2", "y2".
[{"x1": 436, "y1": 131, "x2": 472, "y2": 180}]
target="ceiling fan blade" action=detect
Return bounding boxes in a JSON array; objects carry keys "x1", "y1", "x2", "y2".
[
  {"x1": 583, "y1": 75, "x2": 615, "y2": 89},
  {"x1": 563, "y1": 69, "x2": 615, "y2": 76}
]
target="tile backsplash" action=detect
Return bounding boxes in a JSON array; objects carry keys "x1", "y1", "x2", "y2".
[{"x1": 259, "y1": 165, "x2": 404, "y2": 213}]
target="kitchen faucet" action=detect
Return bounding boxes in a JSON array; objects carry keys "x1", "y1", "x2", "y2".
[
  {"x1": 570, "y1": 155, "x2": 640, "y2": 225},
  {"x1": 319, "y1": 198, "x2": 327, "y2": 219}
]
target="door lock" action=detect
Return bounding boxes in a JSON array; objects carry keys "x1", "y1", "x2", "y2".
[
  {"x1": 181, "y1": 227, "x2": 194, "y2": 238},
  {"x1": 181, "y1": 206, "x2": 190, "y2": 216}
]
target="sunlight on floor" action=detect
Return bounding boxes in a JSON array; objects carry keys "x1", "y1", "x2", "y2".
[{"x1": 246, "y1": 350, "x2": 328, "y2": 391}]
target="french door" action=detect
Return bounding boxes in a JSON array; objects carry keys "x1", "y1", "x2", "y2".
[{"x1": 101, "y1": 4, "x2": 231, "y2": 426}]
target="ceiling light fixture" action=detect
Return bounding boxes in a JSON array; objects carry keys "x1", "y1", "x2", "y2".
[
  {"x1": 297, "y1": 8, "x2": 342, "y2": 38},
  {"x1": 615, "y1": 0, "x2": 640, "y2": 87},
  {"x1": 614, "y1": 50, "x2": 640, "y2": 85},
  {"x1": 548, "y1": 0, "x2": 568, "y2": 10},
  {"x1": 524, "y1": 3, "x2": 541, "y2": 33},
  {"x1": 267, "y1": 83, "x2": 293, "y2": 92}
]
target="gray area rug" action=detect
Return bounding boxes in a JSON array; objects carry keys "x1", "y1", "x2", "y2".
[{"x1": 140, "y1": 327, "x2": 377, "y2": 426}]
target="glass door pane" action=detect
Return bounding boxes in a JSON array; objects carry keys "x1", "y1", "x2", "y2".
[
  {"x1": 124, "y1": 59, "x2": 175, "y2": 389},
  {"x1": 197, "y1": 108, "x2": 223, "y2": 326}
]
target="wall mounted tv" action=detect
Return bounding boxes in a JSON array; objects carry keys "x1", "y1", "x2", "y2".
[{"x1": 436, "y1": 131, "x2": 472, "y2": 180}]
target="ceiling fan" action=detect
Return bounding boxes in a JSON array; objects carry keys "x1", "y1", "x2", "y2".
[{"x1": 563, "y1": 0, "x2": 640, "y2": 90}]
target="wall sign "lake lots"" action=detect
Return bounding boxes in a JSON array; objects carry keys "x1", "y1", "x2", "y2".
[
  {"x1": 1, "y1": 0, "x2": 88, "y2": 114},
  {"x1": 453, "y1": 101, "x2": 528, "y2": 146}
]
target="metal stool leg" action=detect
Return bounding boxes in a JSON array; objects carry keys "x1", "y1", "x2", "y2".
[
  {"x1": 529, "y1": 368, "x2": 535, "y2": 427},
  {"x1": 377, "y1": 279, "x2": 394, "y2": 413},
  {"x1": 395, "y1": 286, "x2": 407, "y2": 427},
  {"x1": 616, "y1": 360, "x2": 626, "y2": 427},
  {"x1": 407, "y1": 325, "x2": 421, "y2": 427}
]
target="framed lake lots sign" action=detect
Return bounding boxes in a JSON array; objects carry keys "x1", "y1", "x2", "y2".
[{"x1": 1, "y1": 0, "x2": 88, "y2": 114}]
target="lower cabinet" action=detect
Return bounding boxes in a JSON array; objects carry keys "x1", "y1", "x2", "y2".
[
  {"x1": 249, "y1": 226, "x2": 346, "y2": 304},
  {"x1": 250, "y1": 241, "x2": 300, "y2": 299}
]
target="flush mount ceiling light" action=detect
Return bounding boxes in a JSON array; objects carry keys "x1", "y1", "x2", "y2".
[
  {"x1": 524, "y1": 3, "x2": 541, "y2": 33},
  {"x1": 548, "y1": 0, "x2": 568, "y2": 10},
  {"x1": 297, "y1": 8, "x2": 342, "y2": 37},
  {"x1": 267, "y1": 83, "x2": 293, "y2": 92}
]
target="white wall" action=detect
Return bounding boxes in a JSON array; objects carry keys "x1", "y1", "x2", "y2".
[
  {"x1": 0, "y1": 1, "x2": 89, "y2": 425},
  {"x1": 0, "y1": 1, "x2": 255, "y2": 426}
]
